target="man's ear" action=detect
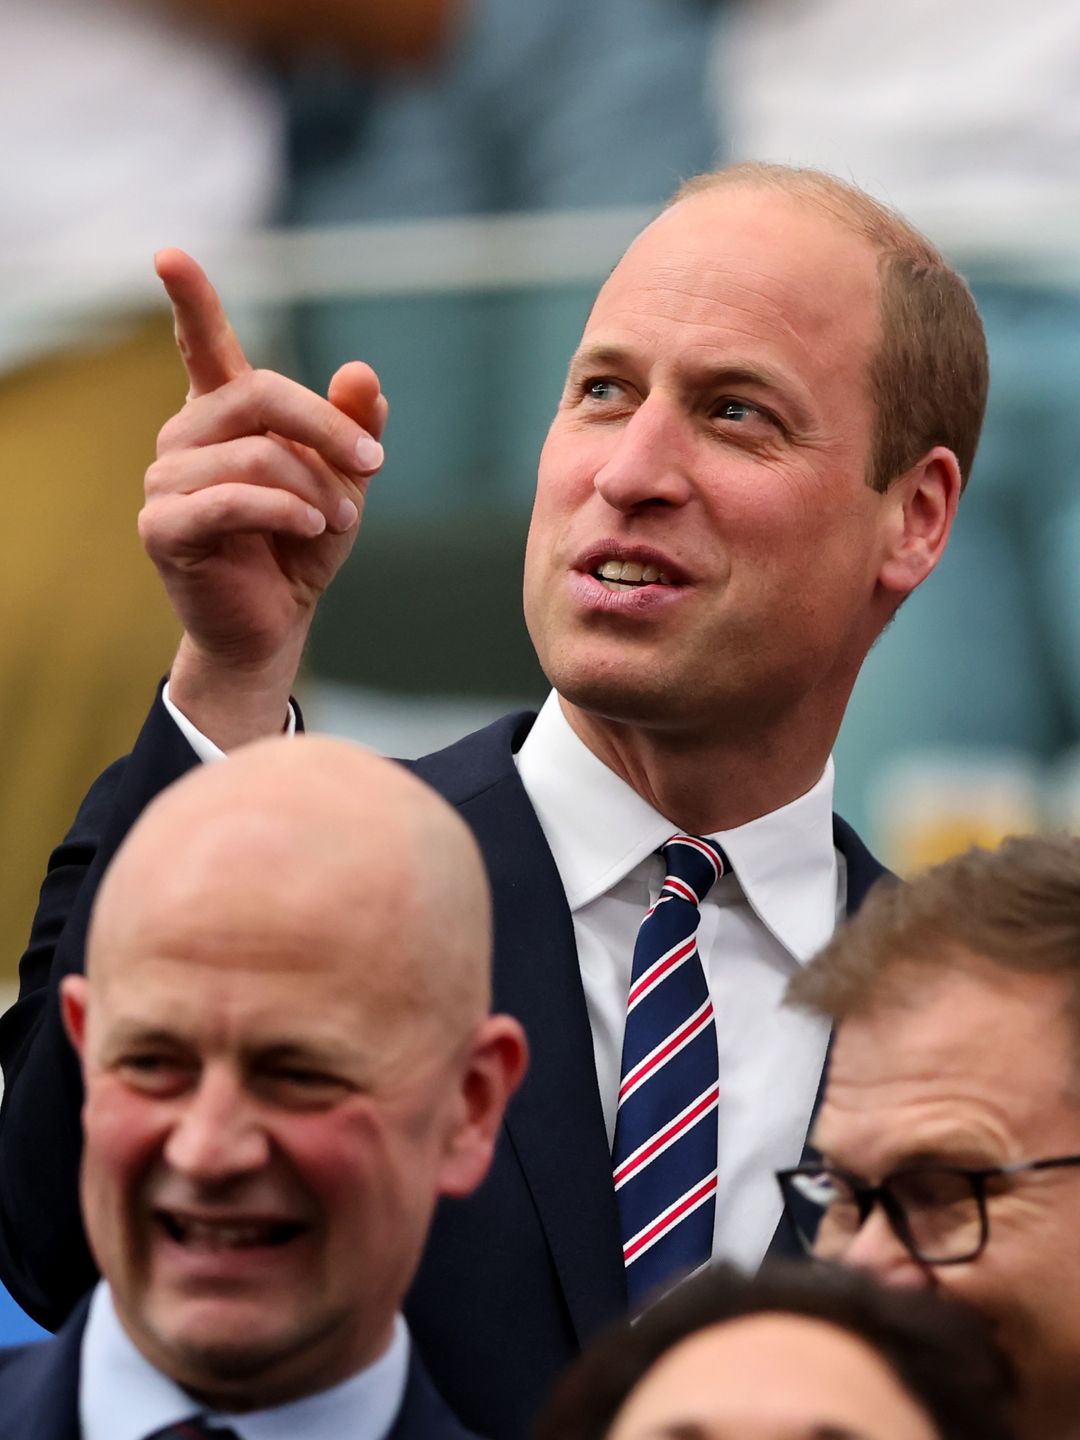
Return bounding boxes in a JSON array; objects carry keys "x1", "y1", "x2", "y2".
[
  {"x1": 59, "y1": 974, "x2": 90, "y2": 1069},
  {"x1": 437, "y1": 1015, "x2": 529, "y2": 1199},
  {"x1": 877, "y1": 446, "x2": 962, "y2": 598}
]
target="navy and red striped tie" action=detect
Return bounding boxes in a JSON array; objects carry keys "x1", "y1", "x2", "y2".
[{"x1": 612, "y1": 833, "x2": 726, "y2": 1309}]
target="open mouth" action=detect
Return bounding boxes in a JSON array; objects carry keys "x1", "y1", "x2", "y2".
[
  {"x1": 593, "y1": 559, "x2": 675, "y2": 592},
  {"x1": 157, "y1": 1211, "x2": 305, "y2": 1250}
]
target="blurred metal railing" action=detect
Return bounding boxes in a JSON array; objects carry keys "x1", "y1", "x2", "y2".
[{"x1": 5, "y1": 201, "x2": 1080, "y2": 325}]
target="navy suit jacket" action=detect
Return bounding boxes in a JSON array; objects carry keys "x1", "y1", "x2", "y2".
[
  {"x1": 0, "y1": 1295, "x2": 479, "y2": 1440},
  {"x1": 0, "y1": 697, "x2": 888, "y2": 1440}
]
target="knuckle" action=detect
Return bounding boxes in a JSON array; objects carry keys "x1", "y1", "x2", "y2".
[
  {"x1": 234, "y1": 433, "x2": 279, "y2": 477},
  {"x1": 203, "y1": 485, "x2": 243, "y2": 526},
  {"x1": 245, "y1": 368, "x2": 276, "y2": 406},
  {"x1": 321, "y1": 404, "x2": 353, "y2": 453},
  {"x1": 241, "y1": 368, "x2": 284, "y2": 432},
  {"x1": 137, "y1": 499, "x2": 169, "y2": 558},
  {"x1": 155, "y1": 412, "x2": 186, "y2": 457},
  {"x1": 143, "y1": 456, "x2": 169, "y2": 496}
]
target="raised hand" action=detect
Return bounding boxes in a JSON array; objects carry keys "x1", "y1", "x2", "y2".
[{"x1": 140, "y1": 249, "x2": 388, "y2": 747}]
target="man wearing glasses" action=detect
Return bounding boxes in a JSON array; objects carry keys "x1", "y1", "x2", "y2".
[{"x1": 777, "y1": 832, "x2": 1080, "y2": 1440}]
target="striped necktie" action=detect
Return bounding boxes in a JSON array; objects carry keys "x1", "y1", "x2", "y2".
[
  {"x1": 145, "y1": 1422, "x2": 241, "y2": 1440},
  {"x1": 612, "y1": 833, "x2": 726, "y2": 1309}
]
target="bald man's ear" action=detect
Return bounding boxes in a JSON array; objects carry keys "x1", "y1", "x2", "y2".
[
  {"x1": 59, "y1": 975, "x2": 90, "y2": 1069},
  {"x1": 437, "y1": 1016, "x2": 529, "y2": 1198},
  {"x1": 877, "y1": 445, "x2": 962, "y2": 598}
]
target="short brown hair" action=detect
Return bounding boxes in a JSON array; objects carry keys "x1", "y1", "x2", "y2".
[
  {"x1": 671, "y1": 163, "x2": 989, "y2": 492},
  {"x1": 788, "y1": 834, "x2": 1080, "y2": 1040}
]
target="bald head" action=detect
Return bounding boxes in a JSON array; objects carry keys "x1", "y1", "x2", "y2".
[
  {"x1": 66, "y1": 738, "x2": 525, "y2": 1409},
  {"x1": 87, "y1": 736, "x2": 493, "y2": 1054}
]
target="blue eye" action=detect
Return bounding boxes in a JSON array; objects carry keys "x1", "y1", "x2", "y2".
[
  {"x1": 716, "y1": 399, "x2": 759, "y2": 422},
  {"x1": 586, "y1": 379, "x2": 621, "y2": 402}
]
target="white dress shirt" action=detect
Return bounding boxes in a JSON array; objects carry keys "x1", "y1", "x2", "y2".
[
  {"x1": 516, "y1": 693, "x2": 839, "y2": 1268},
  {"x1": 162, "y1": 684, "x2": 839, "y2": 1266},
  {"x1": 79, "y1": 1283, "x2": 410, "y2": 1440}
]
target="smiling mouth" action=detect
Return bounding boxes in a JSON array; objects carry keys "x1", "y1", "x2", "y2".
[
  {"x1": 157, "y1": 1212, "x2": 305, "y2": 1250},
  {"x1": 593, "y1": 559, "x2": 675, "y2": 592}
]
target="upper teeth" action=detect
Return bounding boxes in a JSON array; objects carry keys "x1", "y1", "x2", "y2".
[
  {"x1": 597, "y1": 560, "x2": 671, "y2": 584},
  {"x1": 173, "y1": 1218, "x2": 281, "y2": 1248}
]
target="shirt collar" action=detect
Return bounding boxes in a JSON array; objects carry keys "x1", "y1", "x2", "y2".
[
  {"x1": 516, "y1": 691, "x2": 839, "y2": 963},
  {"x1": 80, "y1": 1283, "x2": 410, "y2": 1440}
]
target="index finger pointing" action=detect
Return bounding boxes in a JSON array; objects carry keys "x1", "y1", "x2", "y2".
[{"x1": 155, "y1": 248, "x2": 251, "y2": 399}]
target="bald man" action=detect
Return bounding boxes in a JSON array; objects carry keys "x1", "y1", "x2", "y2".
[{"x1": 0, "y1": 738, "x2": 526, "y2": 1440}]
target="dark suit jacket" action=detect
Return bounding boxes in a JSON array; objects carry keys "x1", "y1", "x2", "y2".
[
  {"x1": 0, "y1": 1293, "x2": 479, "y2": 1440},
  {"x1": 0, "y1": 696, "x2": 888, "y2": 1440}
]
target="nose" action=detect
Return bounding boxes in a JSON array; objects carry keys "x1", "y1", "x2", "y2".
[
  {"x1": 163, "y1": 1066, "x2": 270, "y2": 1182},
  {"x1": 839, "y1": 1208, "x2": 934, "y2": 1289},
  {"x1": 592, "y1": 395, "x2": 694, "y2": 514}
]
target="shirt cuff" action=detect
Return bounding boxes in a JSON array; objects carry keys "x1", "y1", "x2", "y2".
[{"x1": 161, "y1": 681, "x2": 297, "y2": 762}]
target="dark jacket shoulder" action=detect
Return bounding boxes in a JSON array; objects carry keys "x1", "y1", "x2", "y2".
[{"x1": 0, "y1": 1296, "x2": 87, "y2": 1440}]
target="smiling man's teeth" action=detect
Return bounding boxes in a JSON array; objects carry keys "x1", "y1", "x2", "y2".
[
  {"x1": 167, "y1": 1216, "x2": 292, "y2": 1249},
  {"x1": 596, "y1": 559, "x2": 671, "y2": 590}
]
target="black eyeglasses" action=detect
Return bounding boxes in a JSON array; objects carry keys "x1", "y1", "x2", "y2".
[{"x1": 777, "y1": 1154, "x2": 1080, "y2": 1265}]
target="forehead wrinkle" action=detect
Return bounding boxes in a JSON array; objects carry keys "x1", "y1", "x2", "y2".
[
  {"x1": 817, "y1": 1063, "x2": 1056, "y2": 1174},
  {"x1": 601, "y1": 271, "x2": 812, "y2": 347},
  {"x1": 817, "y1": 1105, "x2": 1020, "y2": 1177},
  {"x1": 590, "y1": 265, "x2": 873, "y2": 412},
  {"x1": 612, "y1": 243, "x2": 874, "y2": 335}
]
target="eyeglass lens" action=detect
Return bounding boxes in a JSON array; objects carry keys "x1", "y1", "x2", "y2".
[{"x1": 787, "y1": 1167, "x2": 985, "y2": 1263}]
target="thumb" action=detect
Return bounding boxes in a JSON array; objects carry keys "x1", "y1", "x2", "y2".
[{"x1": 328, "y1": 361, "x2": 390, "y2": 443}]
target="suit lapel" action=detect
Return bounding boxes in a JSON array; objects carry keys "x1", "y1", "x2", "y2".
[
  {"x1": 388, "y1": 1350, "x2": 480, "y2": 1439},
  {"x1": 768, "y1": 819, "x2": 889, "y2": 1260},
  {"x1": 411, "y1": 716, "x2": 626, "y2": 1344},
  {"x1": 465, "y1": 773, "x2": 627, "y2": 1339},
  {"x1": 0, "y1": 1296, "x2": 86, "y2": 1440},
  {"x1": 414, "y1": 723, "x2": 892, "y2": 1305},
  {"x1": 803, "y1": 816, "x2": 889, "y2": 1137},
  {"x1": 833, "y1": 813, "x2": 889, "y2": 918}
]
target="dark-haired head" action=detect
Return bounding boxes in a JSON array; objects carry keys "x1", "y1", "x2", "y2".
[{"x1": 537, "y1": 1261, "x2": 1016, "y2": 1440}]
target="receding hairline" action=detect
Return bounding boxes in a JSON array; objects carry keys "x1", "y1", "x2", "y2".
[
  {"x1": 662, "y1": 162, "x2": 987, "y2": 493},
  {"x1": 667, "y1": 163, "x2": 942, "y2": 268}
]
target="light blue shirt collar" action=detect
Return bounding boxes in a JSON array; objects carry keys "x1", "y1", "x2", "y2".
[{"x1": 79, "y1": 1283, "x2": 410, "y2": 1440}]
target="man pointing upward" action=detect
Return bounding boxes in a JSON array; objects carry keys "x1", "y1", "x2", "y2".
[{"x1": 0, "y1": 164, "x2": 988, "y2": 1438}]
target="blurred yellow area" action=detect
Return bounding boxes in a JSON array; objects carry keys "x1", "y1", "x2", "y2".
[
  {"x1": 874, "y1": 762, "x2": 1044, "y2": 876},
  {"x1": 0, "y1": 319, "x2": 181, "y2": 976}
]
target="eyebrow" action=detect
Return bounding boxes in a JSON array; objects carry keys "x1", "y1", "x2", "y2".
[
  {"x1": 818, "y1": 1140, "x2": 999, "y2": 1179},
  {"x1": 101, "y1": 1024, "x2": 359, "y2": 1074},
  {"x1": 256, "y1": 1041, "x2": 362, "y2": 1074},
  {"x1": 101, "y1": 1023, "x2": 186, "y2": 1051},
  {"x1": 565, "y1": 343, "x2": 814, "y2": 429}
]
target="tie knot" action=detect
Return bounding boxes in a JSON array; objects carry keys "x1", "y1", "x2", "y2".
[{"x1": 660, "y1": 834, "x2": 727, "y2": 906}]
